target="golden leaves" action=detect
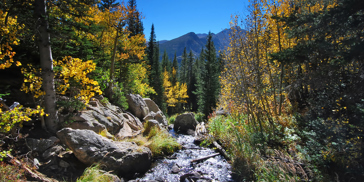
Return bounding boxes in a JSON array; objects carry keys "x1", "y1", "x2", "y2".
[{"x1": 163, "y1": 68, "x2": 189, "y2": 107}]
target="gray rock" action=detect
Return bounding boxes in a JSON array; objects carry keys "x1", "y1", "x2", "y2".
[
  {"x1": 143, "y1": 111, "x2": 168, "y2": 126},
  {"x1": 126, "y1": 94, "x2": 149, "y2": 120},
  {"x1": 173, "y1": 113, "x2": 198, "y2": 134},
  {"x1": 59, "y1": 160, "x2": 70, "y2": 168},
  {"x1": 26, "y1": 136, "x2": 59, "y2": 153},
  {"x1": 143, "y1": 98, "x2": 161, "y2": 113},
  {"x1": 42, "y1": 145, "x2": 65, "y2": 159},
  {"x1": 56, "y1": 128, "x2": 152, "y2": 177}
]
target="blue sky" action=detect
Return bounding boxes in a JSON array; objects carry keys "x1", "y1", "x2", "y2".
[{"x1": 137, "y1": 0, "x2": 249, "y2": 41}]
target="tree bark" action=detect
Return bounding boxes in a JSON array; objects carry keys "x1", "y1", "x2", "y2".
[{"x1": 35, "y1": 0, "x2": 58, "y2": 133}]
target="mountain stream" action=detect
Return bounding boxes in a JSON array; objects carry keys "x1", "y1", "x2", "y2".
[{"x1": 134, "y1": 129, "x2": 234, "y2": 181}]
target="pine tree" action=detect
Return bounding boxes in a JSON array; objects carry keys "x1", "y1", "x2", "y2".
[
  {"x1": 99, "y1": 0, "x2": 120, "y2": 11},
  {"x1": 195, "y1": 32, "x2": 220, "y2": 117},
  {"x1": 186, "y1": 50, "x2": 194, "y2": 110},
  {"x1": 127, "y1": 0, "x2": 144, "y2": 36},
  {"x1": 171, "y1": 52, "x2": 178, "y2": 86},
  {"x1": 146, "y1": 24, "x2": 156, "y2": 71},
  {"x1": 146, "y1": 25, "x2": 163, "y2": 109},
  {"x1": 179, "y1": 47, "x2": 188, "y2": 83},
  {"x1": 161, "y1": 49, "x2": 171, "y2": 73}
]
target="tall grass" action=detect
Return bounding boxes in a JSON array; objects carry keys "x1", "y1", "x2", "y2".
[
  {"x1": 143, "y1": 123, "x2": 181, "y2": 157},
  {"x1": 207, "y1": 114, "x2": 309, "y2": 181},
  {"x1": 77, "y1": 164, "x2": 117, "y2": 182}
]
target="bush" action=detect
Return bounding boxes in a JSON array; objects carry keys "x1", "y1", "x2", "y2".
[
  {"x1": 167, "y1": 114, "x2": 178, "y2": 125},
  {"x1": 194, "y1": 112, "x2": 204, "y2": 123}
]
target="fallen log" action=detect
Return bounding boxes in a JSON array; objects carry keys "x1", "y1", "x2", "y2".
[
  {"x1": 212, "y1": 141, "x2": 231, "y2": 161},
  {"x1": 191, "y1": 153, "x2": 219, "y2": 163}
]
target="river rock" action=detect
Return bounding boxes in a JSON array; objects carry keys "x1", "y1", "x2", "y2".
[
  {"x1": 173, "y1": 113, "x2": 198, "y2": 134},
  {"x1": 126, "y1": 94, "x2": 149, "y2": 120},
  {"x1": 56, "y1": 128, "x2": 152, "y2": 177}
]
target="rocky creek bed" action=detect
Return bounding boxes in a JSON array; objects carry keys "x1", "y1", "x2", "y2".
[{"x1": 133, "y1": 130, "x2": 234, "y2": 182}]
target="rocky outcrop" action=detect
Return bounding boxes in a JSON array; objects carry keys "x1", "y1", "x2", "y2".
[
  {"x1": 126, "y1": 94, "x2": 149, "y2": 120},
  {"x1": 56, "y1": 128, "x2": 152, "y2": 177},
  {"x1": 173, "y1": 113, "x2": 199, "y2": 134},
  {"x1": 66, "y1": 97, "x2": 143, "y2": 139}
]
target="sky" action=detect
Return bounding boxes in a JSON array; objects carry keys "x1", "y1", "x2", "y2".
[{"x1": 137, "y1": 0, "x2": 249, "y2": 41}]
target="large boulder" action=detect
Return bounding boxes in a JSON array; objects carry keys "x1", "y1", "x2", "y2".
[
  {"x1": 126, "y1": 94, "x2": 149, "y2": 120},
  {"x1": 68, "y1": 110, "x2": 121, "y2": 134},
  {"x1": 56, "y1": 128, "x2": 152, "y2": 177},
  {"x1": 173, "y1": 113, "x2": 199, "y2": 134}
]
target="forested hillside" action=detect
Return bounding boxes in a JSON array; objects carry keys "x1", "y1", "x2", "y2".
[{"x1": 0, "y1": 0, "x2": 363, "y2": 181}]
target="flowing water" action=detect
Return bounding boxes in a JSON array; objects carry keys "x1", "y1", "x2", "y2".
[{"x1": 135, "y1": 129, "x2": 234, "y2": 181}]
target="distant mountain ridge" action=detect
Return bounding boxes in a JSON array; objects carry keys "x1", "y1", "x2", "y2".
[{"x1": 158, "y1": 28, "x2": 233, "y2": 62}]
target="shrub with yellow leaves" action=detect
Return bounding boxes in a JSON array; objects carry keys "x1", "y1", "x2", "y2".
[
  {"x1": 54, "y1": 56, "x2": 102, "y2": 104},
  {"x1": 21, "y1": 57, "x2": 102, "y2": 107},
  {"x1": 0, "y1": 9, "x2": 22, "y2": 69},
  {"x1": 0, "y1": 105, "x2": 46, "y2": 133}
]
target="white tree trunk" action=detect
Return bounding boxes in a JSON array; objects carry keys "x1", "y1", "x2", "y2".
[{"x1": 35, "y1": 0, "x2": 58, "y2": 133}]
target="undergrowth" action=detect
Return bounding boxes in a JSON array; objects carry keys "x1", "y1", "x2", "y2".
[
  {"x1": 0, "y1": 161, "x2": 27, "y2": 181},
  {"x1": 207, "y1": 114, "x2": 316, "y2": 181}
]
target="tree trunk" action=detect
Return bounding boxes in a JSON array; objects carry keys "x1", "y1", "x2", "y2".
[{"x1": 35, "y1": 0, "x2": 58, "y2": 133}]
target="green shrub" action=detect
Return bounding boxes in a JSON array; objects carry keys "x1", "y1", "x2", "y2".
[
  {"x1": 168, "y1": 114, "x2": 178, "y2": 125},
  {"x1": 194, "y1": 112, "x2": 204, "y2": 123}
]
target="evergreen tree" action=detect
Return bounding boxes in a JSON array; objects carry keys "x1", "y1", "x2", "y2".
[
  {"x1": 127, "y1": 0, "x2": 144, "y2": 36},
  {"x1": 99, "y1": 0, "x2": 120, "y2": 11},
  {"x1": 179, "y1": 47, "x2": 188, "y2": 83},
  {"x1": 171, "y1": 52, "x2": 178, "y2": 86},
  {"x1": 195, "y1": 32, "x2": 220, "y2": 117},
  {"x1": 146, "y1": 24, "x2": 156, "y2": 71},
  {"x1": 190, "y1": 48, "x2": 205, "y2": 112},
  {"x1": 161, "y1": 49, "x2": 171, "y2": 73},
  {"x1": 146, "y1": 24, "x2": 163, "y2": 109},
  {"x1": 186, "y1": 50, "x2": 194, "y2": 110}
]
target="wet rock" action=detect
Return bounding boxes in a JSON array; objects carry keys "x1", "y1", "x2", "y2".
[
  {"x1": 126, "y1": 94, "x2": 149, "y2": 120},
  {"x1": 57, "y1": 128, "x2": 152, "y2": 177},
  {"x1": 174, "y1": 113, "x2": 198, "y2": 134},
  {"x1": 171, "y1": 163, "x2": 180, "y2": 174},
  {"x1": 26, "y1": 136, "x2": 59, "y2": 153}
]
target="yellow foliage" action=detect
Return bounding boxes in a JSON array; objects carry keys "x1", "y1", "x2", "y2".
[
  {"x1": 21, "y1": 57, "x2": 102, "y2": 105},
  {"x1": 0, "y1": 9, "x2": 22, "y2": 69},
  {"x1": 128, "y1": 63, "x2": 156, "y2": 97},
  {"x1": 0, "y1": 105, "x2": 45, "y2": 133},
  {"x1": 163, "y1": 68, "x2": 188, "y2": 107}
]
